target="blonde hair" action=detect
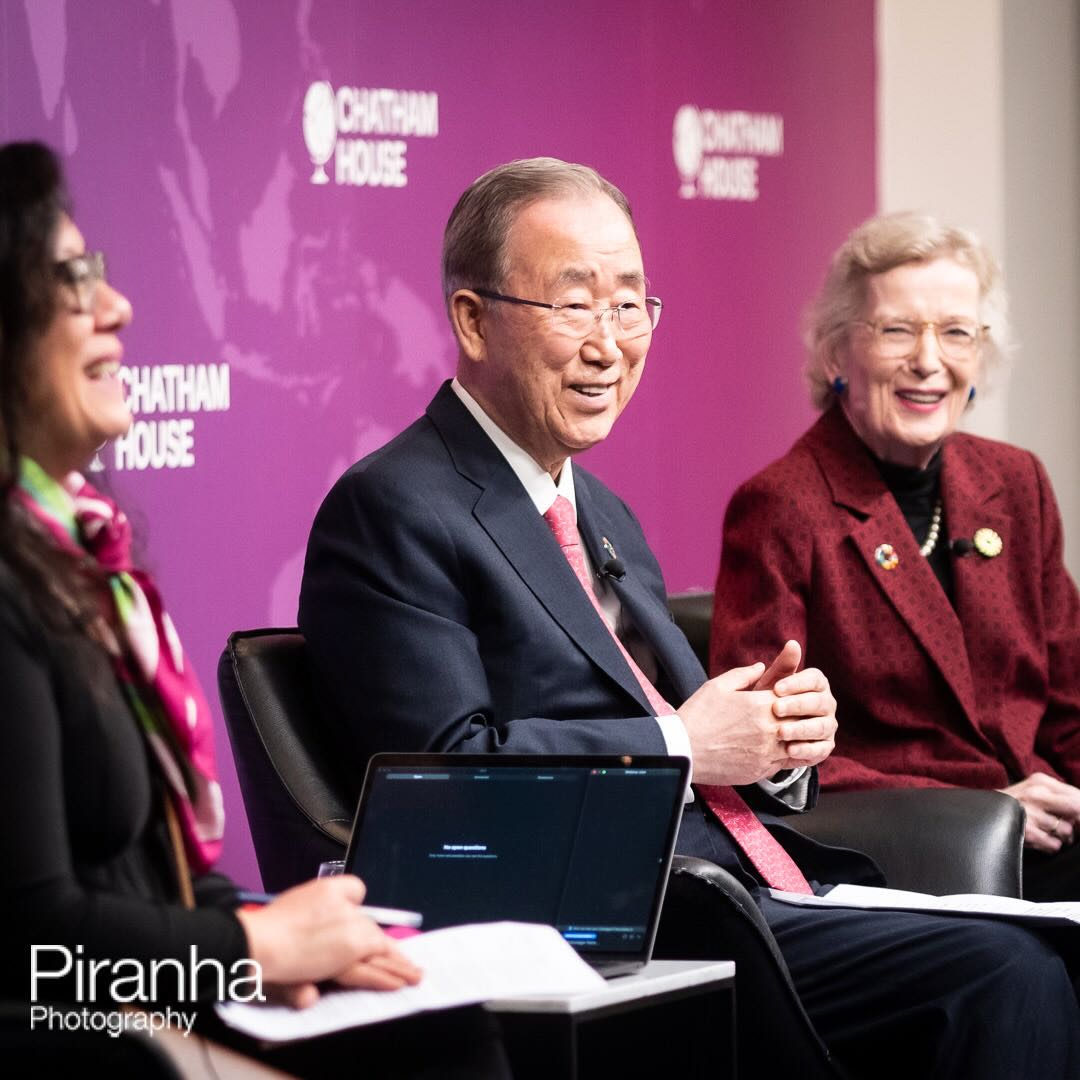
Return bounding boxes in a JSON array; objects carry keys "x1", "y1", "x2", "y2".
[{"x1": 803, "y1": 211, "x2": 1010, "y2": 410}]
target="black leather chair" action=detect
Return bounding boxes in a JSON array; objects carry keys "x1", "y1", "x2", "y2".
[
  {"x1": 668, "y1": 588, "x2": 714, "y2": 673},
  {"x1": 789, "y1": 787, "x2": 1022, "y2": 897},
  {"x1": 218, "y1": 628, "x2": 354, "y2": 890},
  {"x1": 217, "y1": 628, "x2": 841, "y2": 1075},
  {"x1": 218, "y1": 625, "x2": 1024, "y2": 1080}
]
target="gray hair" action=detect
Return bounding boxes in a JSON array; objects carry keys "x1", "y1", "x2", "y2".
[
  {"x1": 441, "y1": 157, "x2": 636, "y2": 301},
  {"x1": 803, "y1": 211, "x2": 1010, "y2": 410}
]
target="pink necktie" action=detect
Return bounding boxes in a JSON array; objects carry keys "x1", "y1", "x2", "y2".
[{"x1": 544, "y1": 494, "x2": 812, "y2": 894}]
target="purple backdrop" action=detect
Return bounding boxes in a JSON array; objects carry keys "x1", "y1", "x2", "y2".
[{"x1": 0, "y1": 0, "x2": 875, "y2": 887}]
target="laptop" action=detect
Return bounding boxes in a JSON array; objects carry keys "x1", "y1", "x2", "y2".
[{"x1": 343, "y1": 753, "x2": 690, "y2": 976}]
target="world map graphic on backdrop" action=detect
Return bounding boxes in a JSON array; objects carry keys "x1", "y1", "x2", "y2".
[
  {"x1": 17, "y1": 0, "x2": 451, "y2": 623},
  {"x1": 3, "y1": 0, "x2": 876, "y2": 884}
]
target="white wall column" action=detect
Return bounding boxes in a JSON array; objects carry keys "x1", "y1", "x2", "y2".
[
  {"x1": 877, "y1": 0, "x2": 1080, "y2": 575},
  {"x1": 1001, "y1": 0, "x2": 1080, "y2": 575}
]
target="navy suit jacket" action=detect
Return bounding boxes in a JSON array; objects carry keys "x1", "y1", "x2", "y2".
[{"x1": 299, "y1": 382, "x2": 879, "y2": 889}]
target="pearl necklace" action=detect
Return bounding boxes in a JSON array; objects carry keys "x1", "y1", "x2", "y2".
[{"x1": 920, "y1": 498, "x2": 943, "y2": 557}]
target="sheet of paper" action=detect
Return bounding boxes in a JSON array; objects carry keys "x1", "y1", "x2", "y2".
[
  {"x1": 216, "y1": 921, "x2": 607, "y2": 1042},
  {"x1": 769, "y1": 884, "x2": 1080, "y2": 927}
]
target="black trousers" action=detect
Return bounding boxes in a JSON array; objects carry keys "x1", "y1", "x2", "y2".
[{"x1": 763, "y1": 895, "x2": 1080, "y2": 1080}]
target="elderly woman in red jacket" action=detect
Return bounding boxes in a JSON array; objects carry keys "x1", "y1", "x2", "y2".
[{"x1": 711, "y1": 211, "x2": 1080, "y2": 901}]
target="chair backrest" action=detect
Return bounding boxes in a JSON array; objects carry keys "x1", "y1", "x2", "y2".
[
  {"x1": 668, "y1": 589, "x2": 713, "y2": 671},
  {"x1": 217, "y1": 628, "x2": 354, "y2": 891}
]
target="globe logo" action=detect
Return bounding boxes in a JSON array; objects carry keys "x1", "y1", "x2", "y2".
[
  {"x1": 672, "y1": 105, "x2": 704, "y2": 199},
  {"x1": 303, "y1": 81, "x2": 337, "y2": 185}
]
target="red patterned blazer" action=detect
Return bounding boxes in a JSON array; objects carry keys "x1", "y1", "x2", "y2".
[{"x1": 711, "y1": 405, "x2": 1080, "y2": 792}]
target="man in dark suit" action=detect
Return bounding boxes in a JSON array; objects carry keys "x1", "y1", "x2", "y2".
[{"x1": 300, "y1": 157, "x2": 1080, "y2": 1077}]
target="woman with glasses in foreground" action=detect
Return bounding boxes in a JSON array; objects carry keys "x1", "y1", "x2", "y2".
[
  {"x1": 0, "y1": 141, "x2": 507, "y2": 1076},
  {"x1": 711, "y1": 212, "x2": 1080, "y2": 900}
]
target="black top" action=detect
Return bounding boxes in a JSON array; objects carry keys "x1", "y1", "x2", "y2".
[
  {"x1": 0, "y1": 560, "x2": 246, "y2": 1005},
  {"x1": 875, "y1": 449, "x2": 953, "y2": 599}
]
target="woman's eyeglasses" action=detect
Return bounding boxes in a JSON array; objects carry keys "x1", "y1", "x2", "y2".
[
  {"x1": 54, "y1": 251, "x2": 107, "y2": 314},
  {"x1": 850, "y1": 319, "x2": 987, "y2": 362}
]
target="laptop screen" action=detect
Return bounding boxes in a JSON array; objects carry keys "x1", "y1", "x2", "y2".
[{"x1": 345, "y1": 754, "x2": 688, "y2": 961}]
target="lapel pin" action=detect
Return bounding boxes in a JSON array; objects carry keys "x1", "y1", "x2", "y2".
[
  {"x1": 874, "y1": 543, "x2": 899, "y2": 571},
  {"x1": 599, "y1": 536, "x2": 626, "y2": 581},
  {"x1": 973, "y1": 527, "x2": 1003, "y2": 558}
]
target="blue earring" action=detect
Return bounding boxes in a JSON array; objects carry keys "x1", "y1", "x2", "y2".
[
  {"x1": 831, "y1": 376, "x2": 848, "y2": 396},
  {"x1": 968, "y1": 386, "x2": 976, "y2": 404}
]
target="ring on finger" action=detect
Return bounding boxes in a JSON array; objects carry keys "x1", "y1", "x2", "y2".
[{"x1": 1049, "y1": 814, "x2": 1062, "y2": 839}]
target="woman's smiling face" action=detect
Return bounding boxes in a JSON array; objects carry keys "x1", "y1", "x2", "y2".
[
  {"x1": 833, "y1": 257, "x2": 983, "y2": 468},
  {"x1": 20, "y1": 214, "x2": 133, "y2": 479}
]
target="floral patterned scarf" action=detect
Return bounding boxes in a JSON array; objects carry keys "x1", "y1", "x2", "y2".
[{"x1": 15, "y1": 458, "x2": 224, "y2": 873}]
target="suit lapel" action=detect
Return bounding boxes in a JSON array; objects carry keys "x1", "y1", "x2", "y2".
[
  {"x1": 576, "y1": 490, "x2": 695, "y2": 703},
  {"x1": 427, "y1": 384, "x2": 656, "y2": 713},
  {"x1": 941, "y1": 438, "x2": 1012, "y2": 737},
  {"x1": 940, "y1": 436, "x2": 1008, "y2": 596},
  {"x1": 813, "y1": 409, "x2": 982, "y2": 731}
]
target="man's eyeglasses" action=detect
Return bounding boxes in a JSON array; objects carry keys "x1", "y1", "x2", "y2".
[
  {"x1": 54, "y1": 251, "x2": 107, "y2": 314},
  {"x1": 851, "y1": 319, "x2": 987, "y2": 362},
  {"x1": 474, "y1": 288, "x2": 663, "y2": 341}
]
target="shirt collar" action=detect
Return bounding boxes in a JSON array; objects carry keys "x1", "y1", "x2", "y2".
[{"x1": 451, "y1": 378, "x2": 575, "y2": 515}]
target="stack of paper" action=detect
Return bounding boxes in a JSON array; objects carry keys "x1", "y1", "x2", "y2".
[
  {"x1": 216, "y1": 921, "x2": 606, "y2": 1042},
  {"x1": 770, "y1": 884, "x2": 1080, "y2": 929}
]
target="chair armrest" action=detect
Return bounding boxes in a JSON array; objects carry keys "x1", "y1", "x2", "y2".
[
  {"x1": 655, "y1": 857, "x2": 841, "y2": 1078},
  {"x1": 786, "y1": 789, "x2": 1024, "y2": 897}
]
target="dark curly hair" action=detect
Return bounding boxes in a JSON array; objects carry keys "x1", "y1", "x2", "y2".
[{"x1": 0, "y1": 141, "x2": 108, "y2": 645}]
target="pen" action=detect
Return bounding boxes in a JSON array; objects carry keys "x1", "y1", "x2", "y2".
[{"x1": 235, "y1": 891, "x2": 424, "y2": 929}]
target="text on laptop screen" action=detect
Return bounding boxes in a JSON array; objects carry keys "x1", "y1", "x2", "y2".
[{"x1": 348, "y1": 762, "x2": 684, "y2": 953}]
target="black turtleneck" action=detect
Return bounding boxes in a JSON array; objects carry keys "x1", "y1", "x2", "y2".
[{"x1": 874, "y1": 448, "x2": 954, "y2": 601}]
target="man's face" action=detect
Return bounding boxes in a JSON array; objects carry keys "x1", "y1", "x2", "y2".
[{"x1": 463, "y1": 193, "x2": 651, "y2": 477}]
